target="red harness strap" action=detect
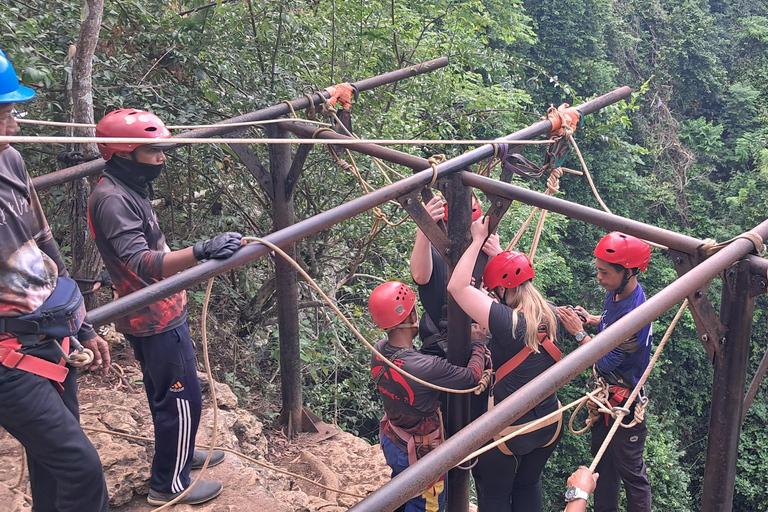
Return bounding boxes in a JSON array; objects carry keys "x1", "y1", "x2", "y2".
[
  {"x1": 379, "y1": 413, "x2": 444, "y2": 467},
  {"x1": 494, "y1": 330, "x2": 562, "y2": 384},
  {"x1": 0, "y1": 337, "x2": 70, "y2": 391}
]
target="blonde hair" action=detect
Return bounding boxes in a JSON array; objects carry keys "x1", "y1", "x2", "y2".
[{"x1": 505, "y1": 280, "x2": 558, "y2": 352}]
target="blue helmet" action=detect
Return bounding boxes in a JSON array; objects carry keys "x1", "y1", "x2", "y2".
[{"x1": 0, "y1": 48, "x2": 35, "y2": 103}]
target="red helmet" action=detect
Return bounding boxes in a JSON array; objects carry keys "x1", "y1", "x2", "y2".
[
  {"x1": 369, "y1": 281, "x2": 417, "y2": 329},
  {"x1": 443, "y1": 196, "x2": 483, "y2": 222},
  {"x1": 594, "y1": 232, "x2": 651, "y2": 272},
  {"x1": 483, "y1": 251, "x2": 535, "y2": 289},
  {"x1": 96, "y1": 109, "x2": 172, "y2": 161}
]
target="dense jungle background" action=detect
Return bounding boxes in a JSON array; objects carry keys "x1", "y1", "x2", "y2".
[{"x1": 2, "y1": 0, "x2": 768, "y2": 509}]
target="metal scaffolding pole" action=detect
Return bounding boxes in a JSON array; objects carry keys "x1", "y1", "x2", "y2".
[
  {"x1": 86, "y1": 87, "x2": 633, "y2": 335},
  {"x1": 347, "y1": 218, "x2": 768, "y2": 512},
  {"x1": 30, "y1": 57, "x2": 449, "y2": 191},
  {"x1": 443, "y1": 172, "x2": 473, "y2": 512},
  {"x1": 702, "y1": 260, "x2": 754, "y2": 512},
  {"x1": 462, "y1": 172, "x2": 704, "y2": 255}
]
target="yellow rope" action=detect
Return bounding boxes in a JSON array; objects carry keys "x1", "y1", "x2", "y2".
[
  {"x1": 459, "y1": 396, "x2": 588, "y2": 465},
  {"x1": 586, "y1": 299, "x2": 688, "y2": 472},
  {"x1": 505, "y1": 166, "x2": 564, "y2": 259},
  {"x1": 282, "y1": 100, "x2": 298, "y2": 119},
  {"x1": 243, "y1": 237, "x2": 486, "y2": 395},
  {"x1": 66, "y1": 347, "x2": 95, "y2": 367},
  {"x1": 427, "y1": 155, "x2": 446, "y2": 189}
]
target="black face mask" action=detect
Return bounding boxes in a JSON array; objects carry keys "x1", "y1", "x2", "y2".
[{"x1": 105, "y1": 156, "x2": 165, "y2": 198}]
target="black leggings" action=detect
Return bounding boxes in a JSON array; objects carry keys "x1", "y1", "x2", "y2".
[{"x1": 472, "y1": 428, "x2": 561, "y2": 512}]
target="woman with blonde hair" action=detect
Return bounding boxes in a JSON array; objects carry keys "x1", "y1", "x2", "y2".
[{"x1": 447, "y1": 216, "x2": 563, "y2": 512}]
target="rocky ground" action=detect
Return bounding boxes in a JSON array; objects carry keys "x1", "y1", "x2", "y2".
[{"x1": 0, "y1": 333, "x2": 391, "y2": 511}]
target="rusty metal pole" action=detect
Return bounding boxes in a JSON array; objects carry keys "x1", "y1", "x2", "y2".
[
  {"x1": 347, "y1": 220, "x2": 768, "y2": 512},
  {"x1": 702, "y1": 260, "x2": 754, "y2": 512},
  {"x1": 267, "y1": 125, "x2": 303, "y2": 437},
  {"x1": 31, "y1": 58, "x2": 449, "y2": 191},
  {"x1": 86, "y1": 88, "x2": 634, "y2": 328},
  {"x1": 442, "y1": 173, "x2": 472, "y2": 512}
]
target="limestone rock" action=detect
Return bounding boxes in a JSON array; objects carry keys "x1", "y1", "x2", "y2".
[{"x1": 197, "y1": 372, "x2": 239, "y2": 410}]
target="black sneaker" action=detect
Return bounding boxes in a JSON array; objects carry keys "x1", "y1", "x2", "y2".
[
  {"x1": 147, "y1": 480, "x2": 223, "y2": 506},
  {"x1": 191, "y1": 449, "x2": 226, "y2": 470}
]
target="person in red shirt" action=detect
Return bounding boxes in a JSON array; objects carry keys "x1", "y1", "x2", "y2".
[{"x1": 89, "y1": 109, "x2": 243, "y2": 506}]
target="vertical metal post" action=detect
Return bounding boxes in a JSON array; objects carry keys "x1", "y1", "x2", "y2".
[
  {"x1": 702, "y1": 260, "x2": 754, "y2": 512},
  {"x1": 267, "y1": 125, "x2": 303, "y2": 437},
  {"x1": 443, "y1": 173, "x2": 473, "y2": 512}
]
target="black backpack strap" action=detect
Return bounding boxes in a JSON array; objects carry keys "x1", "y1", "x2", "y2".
[{"x1": 0, "y1": 317, "x2": 40, "y2": 335}]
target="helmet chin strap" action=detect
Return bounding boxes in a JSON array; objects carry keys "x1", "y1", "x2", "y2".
[
  {"x1": 388, "y1": 322, "x2": 419, "y2": 331},
  {"x1": 615, "y1": 268, "x2": 634, "y2": 296},
  {"x1": 387, "y1": 310, "x2": 419, "y2": 332}
]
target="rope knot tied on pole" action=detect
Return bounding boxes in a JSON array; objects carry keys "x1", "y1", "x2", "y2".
[
  {"x1": 427, "y1": 154, "x2": 446, "y2": 188},
  {"x1": 546, "y1": 103, "x2": 583, "y2": 137},
  {"x1": 700, "y1": 231, "x2": 766, "y2": 257}
]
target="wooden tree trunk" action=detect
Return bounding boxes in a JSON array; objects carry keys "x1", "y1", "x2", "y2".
[{"x1": 68, "y1": 0, "x2": 104, "y2": 309}]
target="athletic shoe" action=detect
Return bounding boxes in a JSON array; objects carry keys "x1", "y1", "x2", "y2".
[
  {"x1": 147, "y1": 480, "x2": 223, "y2": 506},
  {"x1": 191, "y1": 449, "x2": 226, "y2": 470}
]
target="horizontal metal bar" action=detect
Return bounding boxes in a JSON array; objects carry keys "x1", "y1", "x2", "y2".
[
  {"x1": 348, "y1": 217, "x2": 768, "y2": 512},
  {"x1": 462, "y1": 172, "x2": 704, "y2": 254},
  {"x1": 31, "y1": 57, "x2": 450, "y2": 191},
  {"x1": 86, "y1": 87, "x2": 633, "y2": 327}
]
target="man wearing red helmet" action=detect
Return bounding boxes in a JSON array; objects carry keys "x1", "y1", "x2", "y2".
[
  {"x1": 410, "y1": 194, "x2": 500, "y2": 357},
  {"x1": 0, "y1": 48, "x2": 110, "y2": 512},
  {"x1": 558, "y1": 232, "x2": 653, "y2": 512},
  {"x1": 448, "y1": 216, "x2": 563, "y2": 512},
  {"x1": 88, "y1": 109, "x2": 243, "y2": 506},
  {"x1": 369, "y1": 281, "x2": 491, "y2": 512}
]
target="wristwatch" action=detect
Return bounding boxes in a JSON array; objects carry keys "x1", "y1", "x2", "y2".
[
  {"x1": 564, "y1": 486, "x2": 590, "y2": 502},
  {"x1": 575, "y1": 331, "x2": 589, "y2": 342}
]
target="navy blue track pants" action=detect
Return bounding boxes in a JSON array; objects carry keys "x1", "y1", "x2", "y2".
[
  {"x1": 0, "y1": 359, "x2": 109, "y2": 512},
  {"x1": 126, "y1": 322, "x2": 202, "y2": 494}
]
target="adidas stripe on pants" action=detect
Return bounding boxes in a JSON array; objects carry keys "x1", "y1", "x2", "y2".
[{"x1": 126, "y1": 322, "x2": 203, "y2": 494}]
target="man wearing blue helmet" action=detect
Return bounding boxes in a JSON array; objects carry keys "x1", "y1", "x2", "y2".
[{"x1": 0, "y1": 48, "x2": 110, "y2": 512}]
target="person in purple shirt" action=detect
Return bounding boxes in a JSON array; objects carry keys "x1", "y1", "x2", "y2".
[{"x1": 558, "y1": 232, "x2": 653, "y2": 512}]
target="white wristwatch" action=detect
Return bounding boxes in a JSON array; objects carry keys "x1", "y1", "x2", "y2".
[
  {"x1": 575, "y1": 331, "x2": 589, "y2": 343},
  {"x1": 564, "y1": 486, "x2": 590, "y2": 502}
]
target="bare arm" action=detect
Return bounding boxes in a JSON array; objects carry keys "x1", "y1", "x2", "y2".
[
  {"x1": 446, "y1": 217, "x2": 496, "y2": 330},
  {"x1": 410, "y1": 196, "x2": 444, "y2": 285}
]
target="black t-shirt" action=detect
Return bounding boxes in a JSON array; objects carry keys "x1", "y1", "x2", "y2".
[
  {"x1": 487, "y1": 302, "x2": 560, "y2": 417},
  {"x1": 417, "y1": 245, "x2": 447, "y2": 339},
  {"x1": 372, "y1": 338, "x2": 485, "y2": 450}
]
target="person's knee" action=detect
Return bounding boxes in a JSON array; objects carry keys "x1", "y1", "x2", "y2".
[{"x1": 74, "y1": 443, "x2": 106, "y2": 484}]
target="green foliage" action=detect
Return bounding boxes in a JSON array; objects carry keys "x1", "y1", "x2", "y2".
[{"x1": 3, "y1": 0, "x2": 768, "y2": 507}]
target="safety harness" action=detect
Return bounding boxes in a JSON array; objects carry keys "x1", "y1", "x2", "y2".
[
  {"x1": 488, "y1": 329, "x2": 563, "y2": 456},
  {"x1": 0, "y1": 276, "x2": 88, "y2": 391},
  {"x1": 0, "y1": 336, "x2": 70, "y2": 392},
  {"x1": 374, "y1": 347, "x2": 445, "y2": 466},
  {"x1": 379, "y1": 412, "x2": 444, "y2": 466}
]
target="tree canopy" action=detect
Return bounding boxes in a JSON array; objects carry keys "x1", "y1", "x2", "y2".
[{"x1": 2, "y1": 0, "x2": 768, "y2": 508}]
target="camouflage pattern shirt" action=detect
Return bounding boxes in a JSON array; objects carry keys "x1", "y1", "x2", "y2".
[{"x1": 0, "y1": 147, "x2": 96, "y2": 341}]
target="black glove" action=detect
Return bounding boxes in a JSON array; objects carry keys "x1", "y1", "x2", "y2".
[
  {"x1": 193, "y1": 232, "x2": 243, "y2": 260},
  {"x1": 96, "y1": 270, "x2": 113, "y2": 289}
]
